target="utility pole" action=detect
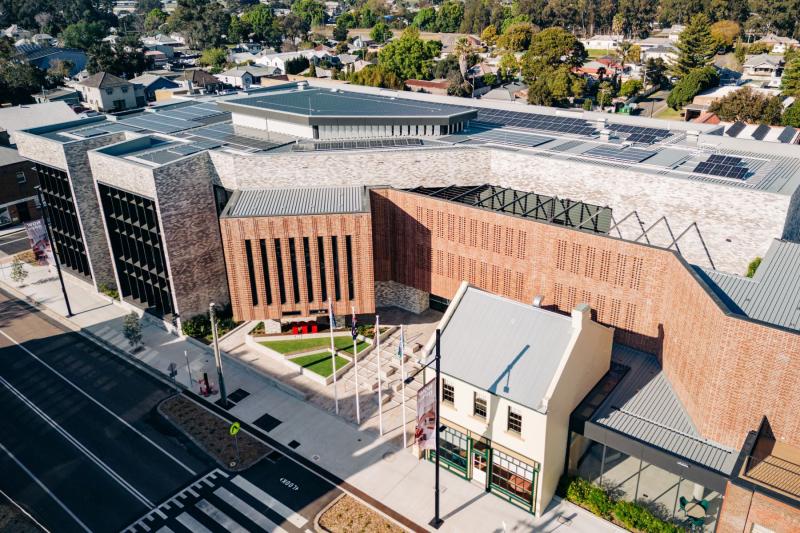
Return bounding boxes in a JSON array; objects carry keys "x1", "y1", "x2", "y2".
[
  {"x1": 209, "y1": 302, "x2": 227, "y2": 407},
  {"x1": 429, "y1": 328, "x2": 444, "y2": 529},
  {"x1": 35, "y1": 186, "x2": 72, "y2": 317}
]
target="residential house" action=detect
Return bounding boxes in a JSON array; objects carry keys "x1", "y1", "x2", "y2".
[
  {"x1": 76, "y1": 72, "x2": 146, "y2": 112},
  {"x1": 405, "y1": 79, "x2": 450, "y2": 95},
  {"x1": 0, "y1": 146, "x2": 41, "y2": 227},
  {"x1": 145, "y1": 50, "x2": 169, "y2": 68},
  {"x1": 256, "y1": 50, "x2": 334, "y2": 74},
  {"x1": 481, "y1": 82, "x2": 527, "y2": 102},
  {"x1": 176, "y1": 69, "x2": 224, "y2": 94},
  {"x1": 215, "y1": 66, "x2": 281, "y2": 89},
  {"x1": 742, "y1": 54, "x2": 784, "y2": 80},
  {"x1": 755, "y1": 33, "x2": 799, "y2": 54},
  {"x1": 129, "y1": 74, "x2": 180, "y2": 101},
  {"x1": 3, "y1": 25, "x2": 31, "y2": 40},
  {"x1": 142, "y1": 34, "x2": 184, "y2": 59},
  {"x1": 32, "y1": 33, "x2": 56, "y2": 47},
  {"x1": 426, "y1": 283, "x2": 613, "y2": 516},
  {"x1": 641, "y1": 44, "x2": 677, "y2": 63},
  {"x1": 580, "y1": 34, "x2": 623, "y2": 52}
]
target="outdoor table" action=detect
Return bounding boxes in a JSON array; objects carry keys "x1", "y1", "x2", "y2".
[{"x1": 685, "y1": 501, "x2": 706, "y2": 519}]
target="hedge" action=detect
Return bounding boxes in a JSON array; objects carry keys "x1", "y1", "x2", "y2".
[{"x1": 565, "y1": 478, "x2": 680, "y2": 533}]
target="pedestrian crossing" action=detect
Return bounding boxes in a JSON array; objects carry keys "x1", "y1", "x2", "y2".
[{"x1": 123, "y1": 469, "x2": 311, "y2": 533}]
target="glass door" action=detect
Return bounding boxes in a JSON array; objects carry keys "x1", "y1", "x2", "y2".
[{"x1": 472, "y1": 439, "x2": 489, "y2": 488}]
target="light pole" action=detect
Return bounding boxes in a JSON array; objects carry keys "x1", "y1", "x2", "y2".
[
  {"x1": 209, "y1": 302, "x2": 227, "y2": 407},
  {"x1": 35, "y1": 186, "x2": 72, "y2": 317}
]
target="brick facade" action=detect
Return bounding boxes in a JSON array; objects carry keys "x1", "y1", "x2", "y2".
[
  {"x1": 370, "y1": 188, "x2": 800, "y2": 450},
  {"x1": 221, "y1": 212, "x2": 375, "y2": 321},
  {"x1": 0, "y1": 157, "x2": 40, "y2": 225},
  {"x1": 718, "y1": 481, "x2": 800, "y2": 533}
]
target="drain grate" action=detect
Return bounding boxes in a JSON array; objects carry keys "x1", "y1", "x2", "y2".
[{"x1": 288, "y1": 440, "x2": 301, "y2": 449}]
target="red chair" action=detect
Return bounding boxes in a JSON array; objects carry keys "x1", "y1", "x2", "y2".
[
  {"x1": 292, "y1": 325, "x2": 298, "y2": 335},
  {"x1": 302, "y1": 323, "x2": 309, "y2": 334},
  {"x1": 311, "y1": 323, "x2": 318, "y2": 333}
]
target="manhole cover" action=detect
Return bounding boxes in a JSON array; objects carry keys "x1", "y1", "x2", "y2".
[{"x1": 312, "y1": 454, "x2": 320, "y2": 461}]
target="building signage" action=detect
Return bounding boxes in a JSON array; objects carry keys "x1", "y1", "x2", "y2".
[
  {"x1": 23, "y1": 218, "x2": 51, "y2": 266},
  {"x1": 415, "y1": 378, "x2": 436, "y2": 451}
]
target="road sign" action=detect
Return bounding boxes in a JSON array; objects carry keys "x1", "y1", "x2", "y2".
[{"x1": 229, "y1": 422, "x2": 241, "y2": 436}]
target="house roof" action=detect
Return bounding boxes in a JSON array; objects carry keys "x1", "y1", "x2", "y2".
[
  {"x1": 78, "y1": 72, "x2": 131, "y2": 89},
  {"x1": 218, "y1": 66, "x2": 278, "y2": 78},
  {"x1": 223, "y1": 185, "x2": 370, "y2": 217},
  {"x1": 438, "y1": 285, "x2": 575, "y2": 414},
  {"x1": 177, "y1": 69, "x2": 219, "y2": 85},
  {"x1": 698, "y1": 239, "x2": 800, "y2": 331},
  {"x1": 743, "y1": 54, "x2": 784, "y2": 68},
  {"x1": 129, "y1": 74, "x2": 178, "y2": 89},
  {"x1": 404, "y1": 79, "x2": 449, "y2": 89}
]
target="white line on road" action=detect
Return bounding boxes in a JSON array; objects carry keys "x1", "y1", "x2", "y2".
[
  {"x1": 0, "y1": 441, "x2": 91, "y2": 532},
  {"x1": 196, "y1": 499, "x2": 247, "y2": 532},
  {"x1": 0, "y1": 374, "x2": 155, "y2": 509},
  {"x1": 0, "y1": 329, "x2": 197, "y2": 475},
  {"x1": 230, "y1": 476, "x2": 307, "y2": 528},
  {"x1": 214, "y1": 487, "x2": 288, "y2": 533},
  {"x1": 176, "y1": 512, "x2": 213, "y2": 533}
]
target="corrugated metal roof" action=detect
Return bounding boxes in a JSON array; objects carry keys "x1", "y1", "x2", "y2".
[
  {"x1": 700, "y1": 239, "x2": 800, "y2": 331},
  {"x1": 592, "y1": 345, "x2": 738, "y2": 474},
  {"x1": 226, "y1": 186, "x2": 369, "y2": 217},
  {"x1": 440, "y1": 287, "x2": 574, "y2": 413}
]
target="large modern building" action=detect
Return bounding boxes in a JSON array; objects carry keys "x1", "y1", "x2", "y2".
[{"x1": 12, "y1": 81, "x2": 800, "y2": 531}]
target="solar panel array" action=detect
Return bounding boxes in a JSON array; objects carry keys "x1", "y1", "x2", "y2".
[
  {"x1": 584, "y1": 145, "x2": 656, "y2": 163},
  {"x1": 694, "y1": 154, "x2": 749, "y2": 180},
  {"x1": 127, "y1": 143, "x2": 206, "y2": 165},
  {"x1": 466, "y1": 129, "x2": 553, "y2": 148},
  {"x1": 178, "y1": 123, "x2": 280, "y2": 152},
  {"x1": 69, "y1": 122, "x2": 142, "y2": 138},
  {"x1": 292, "y1": 138, "x2": 424, "y2": 152},
  {"x1": 608, "y1": 123, "x2": 672, "y2": 144},
  {"x1": 475, "y1": 108, "x2": 596, "y2": 136}
]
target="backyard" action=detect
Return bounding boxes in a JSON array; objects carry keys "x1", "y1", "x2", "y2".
[{"x1": 290, "y1": 352, "x2": 350, "y2": 377}]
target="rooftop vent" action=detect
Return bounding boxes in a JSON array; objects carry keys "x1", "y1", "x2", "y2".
[{"x1": 532, "y1": 295, "x2": 543, "y2": 308}]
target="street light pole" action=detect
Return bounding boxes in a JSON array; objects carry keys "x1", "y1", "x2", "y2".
[
  {"x1": 429, "y1": 328, "x2": 444, "y2": 529},
  {"x1": 209, "y1": 302, "x2": 227, "y2": 407},
  {"x1": 35, "y1": 186, "x2": 72, "y2": 317}
]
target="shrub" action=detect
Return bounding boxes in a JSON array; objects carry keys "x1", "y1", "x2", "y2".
[
  {"x1": 182, "y1": 313, "x2": 212, "y2": 339},
  {"x1": 746, "y1": 256, "x2": 762, "y2": 278},
  {"x1": 614, "y1": 500, "x2": 679, "y2": 532},
  {"x1": 566, "y1": 478, "x2": 613, "y2": 518},
  {"x1": 582, "y1": 98, "x2": 593, "y2": 110},
  {"x1": 10, "y1": 256, "x2": 28, "y2": 283},
  {"x1": 98, "y1": 282, "x2": 119, "y2": 300},
  {"x1": 122, "y1": 311, "x2": 143, "y2": 348},
  {"x1": 15, "y1": 250, "x2": 37, "y2": 265}
]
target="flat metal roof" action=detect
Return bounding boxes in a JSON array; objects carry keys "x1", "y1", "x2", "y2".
[
  {"x1": 698, "y1": 239, "x2": 800, "y2": 331},
  {"x1": 223, "y1": 186, "x2": 371, "y2": 217},
  {"x1": 439, "y1": 286, "x2": 574, "y2": 414}
]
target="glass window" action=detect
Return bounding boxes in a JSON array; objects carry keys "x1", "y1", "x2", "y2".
[
  {"x1": 508, "y1": 407, "x2": 522, "y2": 434},
  {"x1": 259, "y1": 239, "x2": 272, "y2": 305},
  {"x1": 317, "y1": 236, "x2": 327, "y2": 302},
  {"x1": 121, "y1": 86, "x2": 129, "y2": 93},
  {"x1": 491, "y1": 450, "x2": 535, "y2": 505},
  {"x1": 15, "y1": 171, "x2": 26, "y2": 184},
  {"x1": 474, "y1": 393, "x2": 487, "y2": 418},
  {"x1": 244, "y1": 240, "x2": 258, "y2": 306},
  {"x1": 288, "y1": 238, "x2": 300, "y2": 303},
  {"x1": 438, "y1": 427, "x2": 468, "y2": 471},
  {"x1": 331, "y1": 236, "x2": 341, "y2": 301},
  {"x1": 274, "y1": 239, "x2": 286, "y2": 304},
  {"x1": 443, "y1": 380, "x2": 455, "y2": 404},
  {"x1": 303, "y1": 237, "x2": 313, "y2": 302},
  {"x1": 105, "y1": 88, "x2": 114, "y2": 95},
  {"x1": 345, "y1": 235, "x2": 355, "y2": 300}
]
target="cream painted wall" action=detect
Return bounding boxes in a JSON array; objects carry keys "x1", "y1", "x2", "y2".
[
  {"x1": 231, "y1": 112, "x2": 267, "y2": 130},
  {"x1": 267, "y1": 118, "x2": 314, "y2": 138}
]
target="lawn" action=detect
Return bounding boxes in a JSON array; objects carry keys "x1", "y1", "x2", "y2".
[
  {"x1": 339, "y1": 340, "x2": 371, "y2": 355},
  {"x1": 586, "y1": 48, "x2": 614, "y2": 58},
  {"x1": 653, "y1": 106, "x2": 684, "y2": 121},
  {"x1": 290, "y1": 352, "x2": 350, "y2": 377},
  {"x1": 261, "y1": 335, "x2": 359, "y2": 354}
]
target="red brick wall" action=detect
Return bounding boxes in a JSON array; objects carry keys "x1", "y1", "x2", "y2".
[
  {"x1": 718, "y1": 481, "x2": 800, "y2": 533},
  {"x1": 371, "y1": 188, "x2": 800, "y2": 449},
  {"x1": 221, "y1": 213, "x2": 375, "y2": 321}
]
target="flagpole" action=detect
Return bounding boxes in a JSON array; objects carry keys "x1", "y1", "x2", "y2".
[
  {"x1": 329, "y1": 301, "x2": 338, "y2": 415},
  {"x1": 352, "y1": 305, "x2": 361, "y2": 425},
  {"x1": 375, "y1": 314, "x2": 383, "y2": 436},
  {"x1": 400, "y1": 324, "x2": 407, "y2": 449}
]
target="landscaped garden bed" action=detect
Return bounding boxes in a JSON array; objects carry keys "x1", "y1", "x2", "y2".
[
  {"x1": 259, "y1": 335, "x2": 355, "y2": 355},
  {"x1": 317, "y1": 494, "x2": 404, "y2": 533},
  {"x1": 289, "y1": 352, "x2": 350, "y2": 377},
  {"x1": 158, "y1": 395, "x2": 271, "y2": 471}
]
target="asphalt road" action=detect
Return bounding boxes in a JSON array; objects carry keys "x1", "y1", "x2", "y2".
[
  {"x1": 0, "y1": 229, "x2": 30, "y2": 258},
  {"x1": 0, "y1": 287, "x2": 344, "y2": 533}
]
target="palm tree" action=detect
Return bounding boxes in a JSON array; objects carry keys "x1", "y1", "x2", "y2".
[{"x1": 453, "y1": 37, "x2": 478, "y2": 94}]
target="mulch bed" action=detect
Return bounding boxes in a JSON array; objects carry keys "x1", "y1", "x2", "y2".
[
  {"x1": 158, "y1": 395, "x2": 271, "y2": 471},
  {"x1": 318, "y1": 495, "x2": 406, "y2": 533},
  {"x1": 0, "y1": 500, "x2": 42, "y2": 532}
]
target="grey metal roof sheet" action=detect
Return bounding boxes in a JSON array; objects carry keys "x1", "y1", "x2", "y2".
[
  {"x1": 700, "y1": 239, "x2": 800, "y2": 331},
  {"x1": 440, "y1": 287, "x2": 574, "y2": 413},
  {"x1": 226, "y1": 186, "x2": 370, "y2": 217},
  {"x1": 592, "y1": 345, "x2": 738, "y2": 474}
]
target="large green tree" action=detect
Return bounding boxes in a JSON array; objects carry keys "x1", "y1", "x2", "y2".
[
  {"x1": 371, "y1": 21, "x2": 392, "y2": 43},
  {"x1": 241, "y1": 5, "x2": 282, "y2": 49},
  {"x1": 709, "y1": 86, "x2": 783, "y2": 125},
  {"x1": 60, "y1": 20, "x2": 107, "y2": 50},
  {"x1": 496, "y1": 22, "x2": 536, "y2": 52},
  {"x1": 348, "y1": 64, "x2": 402, "y2": 89},
  {"x1": 782, "y1": 59, "x2": 800, "y2": 97},
  {"x1": 673, "y1": 13, "x2": 717, "y2": 78},
  {"x1": 521, "y1": 29, "x2": 587, "y2": 107},
  {"x1": 377, "y1": 27, "x2": 442, "y2": 80},
  {"x1": 667, "y1": 65, "x2": 719, "y2": 108},
  {"x1": 411, "y1": 7, "x2": 437, "y2": 31},
  {"x1": 435, "y1": 0, "x2": 464, "y2": 33},
  {"x1": 782, "y1": 102, "x2": 800, "y2": 127},
  {"x1": 291, "y1": 0, "x2": 325, "y2": 27}
]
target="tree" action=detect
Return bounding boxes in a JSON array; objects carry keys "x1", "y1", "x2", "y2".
[
  {"x1": 284, "y1": 55, "x2": 309, "y2": 74},
  {"x1": 136, "y1": 0, "x2": 162, "y2": 15},
  {"x1": 453, "y1": 37, "x2": 478, "y2": 84},
  {"x1": 333, "y1": 20, "x2": 348, "y2": 42},
  {"x1": 497, "y1": 22, "x2": 535, "y2": 52},
  {"x1": 497, "y1": 52, "x2": 519, "y2": 80},
  {"x1": 527, "y1": 27, "x2": 587, "y2": 69},
  {"x1": 123, "y1": 312, "x2": 143, "y2": 349},
  {"x1": 673, "y1": 14, "x2": 717, "y2": 78},
  {"x1": 60, "y1": 20, "x2": 107, "y2": 50},
  {"x1": 782, "y1": 59, "x2": 800, "y2": 97},
  {"x1": 412, "y1": 7, "x2": 437, "y2": 31},
  {"x1": 435, "y1": 0, "x2": 464, "y2": 33},
  {"x1": 597, "y1": 80, "x2": 615, "y2": 108},
  {"x1": 307, "y1": 62, "x2": 317, "y2": 77},
  {"x1": 710, "y1": 20, "x2": 740, "y2": 50},
  {"x1": 46, "y1": 59, "x2": 73, "y2": 83},
  {"x1": 9, "y1": 256, "x2": 27, "y2": 284},
  {"x1": 480, "y1": 25, "x2": 498, "y2": 46},
  {"x1": 377, "y1": 27, "x2": 442, "y2": 81},
  {"x1": 169, "y1": 0, "x2": 230, "y2": 49},
  {"x1": 86, "y1": 36, "x2": 148, "y2": 78},
  {"x1": 291, "y1": 0, "x2": 326, "y2": 27},
  {"x1": 348, "y1": 64, "x2": 403, "y2": 89},
  {"x1": 0, "y1": 62, "x2": 47, "y2": 104},
  {"x1": 199, "y1": 47, "x2": 227, "y2": 71},
  {"x1": 145, "y1": 8, "x2": 167, "y2": 32},
  {"x1": 643, "y1": 57, "x2": 668, "y2": 88},
  {"x1": 371, "y1": 21, "x2": 392, "y2": 43},
  {"x1": 667, "y1": 65, "x2": 719, "y2": 109},
  {"x1": 241, "y1": 5, "x2": 283, "y2": 49},
  {"x1": 625, "y1": 44, "x2": 642, "y2": 65},
  {"x1": 619, "y1": 78, "x2": 643, "y2": 97},
  {"x1": 281, "y1": 14, "x2": 310, "y2": 51},
  {"x1": 783, "y1": 102, "x2": 800, "y2": 127},
  {"x1": 227, "y1": 15, "x2": 246, "y2": 43},
  {"x1": 357, "y1": 7, "x2": 378, "y2": 28},
  {"x1": 709, "y1": 86, "x2": 783, "y2": 124}
]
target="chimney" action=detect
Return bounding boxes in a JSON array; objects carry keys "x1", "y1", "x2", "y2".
[{"x1": 572, "y1": 303, "x2": 592, "y2": 330}]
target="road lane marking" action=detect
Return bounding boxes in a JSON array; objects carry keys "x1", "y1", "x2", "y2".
[
  {"x1": 0, "y1": 329, "x2": 196, "y2": 475},
  {"x1": 214, "y1": 487, "x2": 288, "y2": 533},
  {"x1": 176, "y1": 512, "x2": 213, "y2": 533},
  {"x1": 155, "y1": 527, "x2": 175, "y2": 533},
  {"x1": 230, "y1": 476, "x2": 307, "y2": 528},
  {"x1": 0, "y1": 441, "x2": 91, "y2": 532},
  {"x1": 0, "y1": 374, "x2": 155, "y2": 508},
  {"x1": 196, "y1": 499, "x2": 247, "y2": 532}
]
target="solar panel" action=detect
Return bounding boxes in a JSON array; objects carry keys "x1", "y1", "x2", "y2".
[
  {"x1": 694, "y1": 155, "x2": 749, "y2": 180},
  {"x1": 726, "y1": 121, "x2": 746, "y2": 137},
  {"x1": 169, "y1": 144, "x2": 203, "y2": 156},
  {"x1": 293, "y1": 137, "x2": 425, "y2": 152},
  {"x1": 585, "y1": 145, "x2": 656, "y2": 163},
  {"x1": 751, "y1": 124, "x2": 770, "y2": 140},
  {"x1": 467, "y1": 129, "x2": 553, "y2": 148},
  {"x1": 475, "y1": 109, "x2": 597, "y2": 137},
  {"x1": 608, "y1": 123, "x2": 671, "y2": 145},
  {"x1": 778, "y1": 126, "x2": 797, "y2": 144}
]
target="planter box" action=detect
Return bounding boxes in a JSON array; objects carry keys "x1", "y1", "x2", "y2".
[
  {"x1": 284, "y1": 355, "x2": 353, "y2": 386},
  {"x1": 244, "y1": 335, "x2": 287, "y2": 363}
]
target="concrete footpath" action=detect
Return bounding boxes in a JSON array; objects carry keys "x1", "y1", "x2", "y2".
[{"x1": 0, "y1": 262, "x2": 623, "y2": 533}]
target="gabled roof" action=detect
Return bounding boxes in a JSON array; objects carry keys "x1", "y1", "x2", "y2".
[
  {"x1": 177, "y1": 69, "x2": 219, "y2": 85},
  {"x1": 78, "y1": 72, "x2": 131, "y2": 89},
  {"x1": 743, "y1": 54, "x2": 784, "y2": 68},
  {"x1": 129, "y1": 74, "x2": 178, "y2": 89},
  {"x1": 438, "y1": 285, "x2": 576, "y2": 413}
]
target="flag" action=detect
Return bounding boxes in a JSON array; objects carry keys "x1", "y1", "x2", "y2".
[
  {"x1": 351, "y1": 309, "x2": 357, "y2": 340},
  {"x1": 328, "y1": 300, "x2": 336, "y2": 329},
  {"x1": 397, "y1": 326, "x2": 404, "y2": 361}
]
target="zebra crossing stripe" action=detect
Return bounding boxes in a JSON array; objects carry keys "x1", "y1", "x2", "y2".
[
  {"x1": 214, "y1": 487, "x2": 289, "y2": 533},
  {"x1": 176, "y1": 512, "x2": 213, "y2": 533}
]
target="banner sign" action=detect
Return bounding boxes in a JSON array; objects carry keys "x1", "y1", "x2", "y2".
[
  {"x1": 415, "y1": 379, "x2": 437, "y2": 451},
  {"x1": 23, "y1": 218, "x2": 51, "y2": 266}
]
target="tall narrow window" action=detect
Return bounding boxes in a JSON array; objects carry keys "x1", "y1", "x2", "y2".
[
  {"x1": 288, "y1": 238, "x2": 300, "y2": 304},
  {"x1": 303, "y1": 237, "x2": 314, "y2": 302},
  {"x1": 259, "y1": 239, "x2": 272, "y2": 305},
  {"x1": 508, "y1": 407, "x2": 522, "y2": 434},
  {"x1": 345, "y1": 235, "x2": 355, "y2": 300},
  {"x1": 331, "y1": 235, "x2": 341, "y2": 301},
  {"x1": 274, "y1": 239, "x2": 286, "y2": 304},
  {"x1": 244, "y1": 240, "x2": 259, "y2": 306},
  {"x1": 317, "y1": 236, "x2": 327, "y2": 302}
]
